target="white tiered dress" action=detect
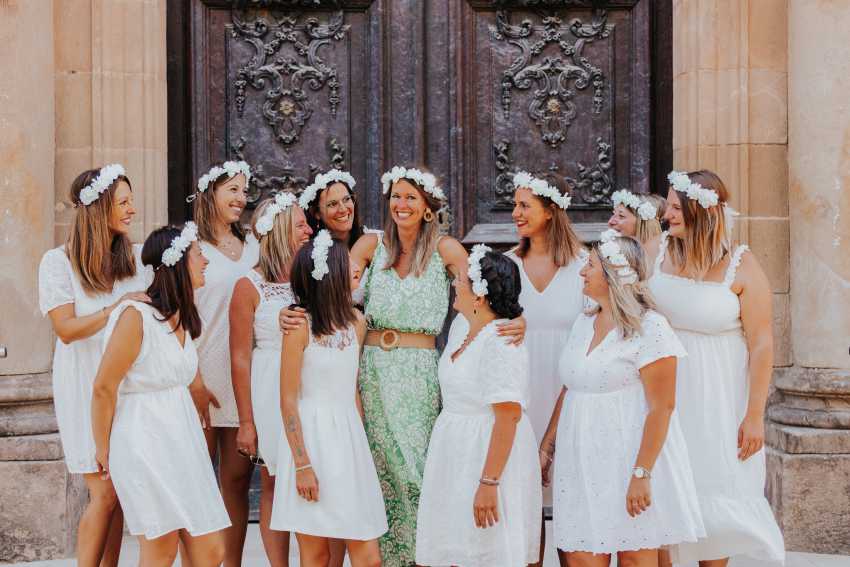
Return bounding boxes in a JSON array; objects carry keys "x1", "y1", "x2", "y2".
[
  {"x1": 196, "y1": 235, "x2": 259, "y2": 427},
  {"x1": 648, "y1": 233, "x2": 785, "y2": 563},
  {"x1": 104, "y1": 301, "x2": 231, "y2": 539},
  {"x1": 37, "y1": 245, "x2": 150, "y2": 473},
  {"x1": 244, "y1": 270, "x2": 295, "y2": 475},
  {"x1": 553, "y1": 311, "x2": 704, "y2": 554},
  {"x1": 416, "y1": 320, "x2": 542, "y2": 567},
  {"x1": 270, "y1": 323, "x2": 387, "y2": 540}
]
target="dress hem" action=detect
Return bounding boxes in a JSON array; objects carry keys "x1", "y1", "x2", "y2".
[
  {"x1": 269, "y1": 524, "x2": 386, "y2": 541},
  {"x1": 556, "y1": 534, "x2": 702, "y2": 556},
  {"x1": 131, "y1": 520, "x2": 232, "y2": 541}
]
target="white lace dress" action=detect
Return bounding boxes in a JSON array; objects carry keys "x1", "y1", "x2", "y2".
[
  {"x1": 196, "y1": 235, "x2": 259, "y2": 427},
  {"x1": 243, "y1": 270, "x2": 295, "y2": 475},
  {"x1": 648, "y1": 233, "x2": 785, "y2": 563},
  {"x1": 37, "y1": 245, "x2": 150, "y2": 473},
  {"x1": 104, "y1": 301, "x2": 231, "y2": 539},
  {"x1": 270, "y1": 323, "x2": 387, "y2": 540},
  {"x1": 416, "y1": 320, "x2": 542, "y2": 567},
  {"x1": 553, "y1": 311, "x2": 704, "y2": 554}
]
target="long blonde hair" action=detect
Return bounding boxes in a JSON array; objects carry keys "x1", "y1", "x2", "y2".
[
  {"x1": 633, "y1": 195, "x2": 663, "y2": 244},
  {"x1": 193, "y1": 166, "x2": 247, "y2": 245},
  {"x1": 590, "y1": 236, "x2": 655, "y2": 339},
  {"x1": 667, "y1": 170, "x2": 731, "y2": 279},
  {"x1": 515, "y1": 174, "x2": 583, "y2": 266},
  {"x1": 382, "y1": 171, "x2": 443, "y2": 277},
  {"x1": 251, "y1": 198, "x2": 301, "y2": 283},
  {"x1": 67, "y1": 168, "x2": 137, "y2": 294}
]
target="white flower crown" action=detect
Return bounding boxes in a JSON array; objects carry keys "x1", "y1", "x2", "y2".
[
  {"x1": 599, "y1": 228, "x2": 622, "y2": 243},
  {"x1": 255, "y1": 192, "x2": 297, "y2": 236},
  {"x1": 79, "y1": 164, "x2": 126, "y2": 206},
  {"x1": 298, "y1": 169, "x2": 356, "y2": 209},
  {"x1": 513, "y1": 171, "x2": 571, "y2": 210},
  {"x1": 160, "y1": 222, "x2": 198, "y2": 269},
  {"x1": 667, "y1": 170, "x2": 719, "y2": 209},
  {"x1": 189, "y1": 161, "x2": 252, "y2": 202},
  {"x1": 611, "y1": 189, "x2": 657, "y2": 221},
  {"x1": 381, "y1": 166, "x2": 447, "y2": 202},
  {"x1": 597, "y1": 236, "x2": 638, "y2": 285},
  {"x1": 468, "y1": 243, "x2": 492, "y2": 297},
  {"x1": 311, "y1": 229, "x2": 334, "y2": 281}
]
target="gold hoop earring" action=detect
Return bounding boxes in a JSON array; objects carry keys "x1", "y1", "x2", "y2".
[{"x1": 423, "y1": 209, "x2": 435, "y2": 223}]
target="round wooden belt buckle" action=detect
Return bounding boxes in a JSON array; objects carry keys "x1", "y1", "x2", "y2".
[{"x1": 379, "y1": 329, "x2": 401, "y2": 351}]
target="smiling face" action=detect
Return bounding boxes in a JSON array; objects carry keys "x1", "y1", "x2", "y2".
[
  {"x1": 388, "y1": 179, "x2": 428, "y2": 229},
  {"x1": 317, "y1": 182, "x2": 355, "y2": 237},
  {"x1": 107, "y1": 180, "x2": 136, "y2": 236},
  {"x1": 664, "y1": 187, "x2": 686, "y2": 238},
  {"x1": 213, "y1": 173, "x2": 249, "y2": 225},
  {"x1": 292, "y1": 206, "x2": 314, "y2": 247},
  {"x1": 607, "y1": 204, "x2": 637, "y2": 237},
  {"x1": 579, "y1": 249, "x2": 609, "y2": 302},
  {"x1": 186, "y1": 241, "x2": 209, "y2": 289},
  {"x1": 512, "y1": 188, "x2": 553, "y2": 239}
]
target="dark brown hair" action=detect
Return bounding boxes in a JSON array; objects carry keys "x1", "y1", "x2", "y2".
[
  {"x1": 67, "y1": 168, "x2": 137, "y2": 294},
  {"x1": 290, "y1": 235, "x2": 357, "y2": 338},
  {"x1": 141, "y1": 226, "x2": 203, "y2": 339},
  {"x1": 192, "y1": 165, "x2": 247, "y2": 245},
  {"x1": 514, "y1": 173, "x2": 583, "y2": 266},
  {"x1": 304, "y1": 181, "x2": 364, "y2": 248},
  {"x1": 479, "y1": 251, "x2": 524, "y2": 319}
]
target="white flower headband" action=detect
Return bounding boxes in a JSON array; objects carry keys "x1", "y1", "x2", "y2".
[
  {"x1": 597, "y1": 236, "x2": 638, "y2": 285},
  {"x1": 311, "y1": 229, "x2": 334, "y2": 281},
  {"x1": 299, "y1": 169, "x2": 356, "y2": 209},
  {"x1": 188, "y1": 161, "x2": 252, "y2": 202},
  {"x1": 611, "y1": 189, "x2": 657, "y2": 221},
  {"x1": 667, "y1": 170, "x2": 719, "y2": 209},
  {"x1": 381, "y1": 166, "x2": 447, "y2": 202},
  {"x1": 599, "y1": 228, "x2": 621, "y2": 243},
  {"x1": 78, "y1": 164, "x2": 126, "y2": 206},
  {"x1": 468, "y1": 243, "x2": 492, "y2": 297},
  {"x1": 160, "y1": 222, "x2": 198, "y2": 269},
  {"x1": 255, "y1": 192, "x2": 297, "y2": 236},
  {"x1": 513, "y1": 171, "x2": 571, "y2": 210}
]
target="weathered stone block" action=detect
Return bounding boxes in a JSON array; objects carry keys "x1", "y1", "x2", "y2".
[
  {"x1": 748, "y1": 68, "x2": 788, "y2": 144},
  {"x1": 748, "y1": 0, "x2": 788, "y2": 71},
  {"x1": 747, "y1": 144, "x2": 789, "y2": 217},
  {"x1": 746, "y1": 218, "x2": 790, "y2": 294}
]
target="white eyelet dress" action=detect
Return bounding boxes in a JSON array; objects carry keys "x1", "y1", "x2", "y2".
[
  {"x1": 103, "y1": 301, "x2": 231, "y2": 539},
  {"x1": 553, "y1": 311, "x2": 704, "y2": 553},
  {"x1": 416, "y1": 320, "x2": 542, "y2": 567},
  {"x1": 648, "y1": 233, "x2": 785, "y2": 563},
  {"x1": 270, "y1": 323, "x2": 388, "y2": 540},
  {"x1": 243, "y1": 270, "x2": 295, "y2": 475},
  {"x1": 196, "y1": 235, "x2": 259, "y2": 427},
  {"x1": 37, "y1": 245, "x2": 150, "y2": 474}
]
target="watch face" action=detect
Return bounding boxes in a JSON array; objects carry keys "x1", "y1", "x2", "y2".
[{"x1": 634, "y1": 467, "x2": 646, "y2": 478}]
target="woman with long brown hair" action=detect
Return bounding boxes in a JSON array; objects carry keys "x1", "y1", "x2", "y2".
[
  {"x1": 646, "y1": 170, "x2": 785, "y2": 566},
  {"x1": 38, "y1": 165, "x2": 150, "y2": 567}
]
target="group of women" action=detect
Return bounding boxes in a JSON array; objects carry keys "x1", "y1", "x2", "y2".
[{"x1": 39, "y1": 160, "x2": 786, "y2": 567}]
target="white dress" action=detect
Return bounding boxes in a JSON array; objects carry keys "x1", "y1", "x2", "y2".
[
  {"x1": 270, "y1": 323, "x2": 387, "y2": 540},
  {"x1": 648, "y1": 233, "x2": 785, "y2": 563},
  {"x1": 244, "y1": 270, "x2": 295, "y2": 475},
  {"x1": 37, "y1": 245, "x2": 150, "y2": 473},
  {"x1": 553, "y1": 310, "x2": 704, "y2": 554},
  {"x1": 416, "y1": 320, "x2": 542, "y2": 567},
  {"x1": 104, "y1": 301, "x2": 231, "y2": 539},
  {"x1": 196, "y1": 235, "x2": 259, "y2": 427}
]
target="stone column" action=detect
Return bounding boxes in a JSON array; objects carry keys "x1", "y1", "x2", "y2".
[{"x1": 765, "y1": 0, "x2": 850, "y2": 554}]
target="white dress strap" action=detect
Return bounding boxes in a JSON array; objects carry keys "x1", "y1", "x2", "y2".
[
  {"x1": 654, "y1": 232, "x2": 669, "y2": 273},
  {"x1": 244, "y1": 270, "x2": 265, "y2": 302},
  {"x1": 722, "y1": 245, "x2": 749, "y2": 287}
]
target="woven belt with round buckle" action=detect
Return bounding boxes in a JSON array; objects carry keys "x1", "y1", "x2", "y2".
[{"x1": 379, "y1": 329, "x2": 401, "y2": 351}]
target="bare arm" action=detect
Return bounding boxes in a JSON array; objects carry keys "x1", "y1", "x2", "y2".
[
  {"x1": 91, "y1": 307, "x2": 144, "y2": 478},
  {"x1": 436, "y1": 236, "x2": 468, "y2": 279},
  {"x1": 48, "y1": 291, "x2": 150, "y2": 345},
  {"x1": 539, "y1": 386, "x2": 567, "y2": 486},
  {"x1": 350, "y1": 232, "x2": 380, "y2": 273},
  {"x1": 230, "y1": 277, "x2": 259, "y2": 455},
  {"x1": 474, "y1": 402, "x2": 522, "y2": 528},
  {"x1": 354, "y1": 313, "x2": 367, "y2": 421}
]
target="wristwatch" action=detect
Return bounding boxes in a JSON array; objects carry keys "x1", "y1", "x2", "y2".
[{"x1": 632, "y1": 466, "x2": 651, "y2": 479}]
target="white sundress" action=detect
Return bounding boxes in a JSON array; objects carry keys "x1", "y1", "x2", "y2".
[
  {"x1": 244, "y1": 270, "x2": 295, "y2": 475},
  {"x1": 104, "y1": 301, "x2": 231, "y2": 539},
  {"x1": 270, "y1": 323, "x2": 387, "y2": 540},
  {"x1": 37, "y1": 245, "x2": 150, "y2": 474},
  {"x1": 416, "y1": 320, "x2": 542, "y2": 567},
  {"x1": 196, "y1": 235, "x2": 260, "y2": 427},
  {"x1": 649, "y1": 233, "x2": 785, "y2": 563},
  {"x1": 553, "y1": 310, "x2": 705, "y2": 554}
]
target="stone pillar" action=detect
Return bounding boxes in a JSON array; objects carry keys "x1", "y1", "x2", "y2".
[{"x1": 765, "y1": 0, "x2": 850, "y2": 554}]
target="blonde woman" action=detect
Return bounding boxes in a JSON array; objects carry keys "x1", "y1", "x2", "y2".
[
  {"x1": 38, "y1": 166, "x2": 150, "y2": 567},
  {"x1": 606, "y1": 189, "x2": 663, "y2": 243},
  {"x1": 647, "y1": 170, "x2": 785, "y2": 566},
  {"x1": 189, "y1": 161, "x2": 260, "y2": 566},
  {"x1": 541, "y1": 235, "x2": 704, "y2": 566},
  {"x1": 229, "y1": 194, "x2": 313, "y2": 566}
]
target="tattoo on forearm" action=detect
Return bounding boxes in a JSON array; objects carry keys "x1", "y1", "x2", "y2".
[{"x1": 286, "y1": 416, "x2": 297, "y2": 433}]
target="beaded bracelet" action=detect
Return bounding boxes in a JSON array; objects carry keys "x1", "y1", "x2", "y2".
[
  {"x1": 295, "y1": 464, "x2": 313, "y2": 473},
  {"x1": 480, "y1": 476, "x2": 500, "y2": 486}
]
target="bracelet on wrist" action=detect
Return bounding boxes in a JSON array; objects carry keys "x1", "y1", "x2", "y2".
[
  {"x1": 295, "y1": 463, "x2": 312, "y2": 473},
  {"x1": 479, "y1": 476, "x2": 500, "y2": 486}
]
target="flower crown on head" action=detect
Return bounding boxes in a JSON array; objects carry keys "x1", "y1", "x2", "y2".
[
  {"x1": 611, "y1": 189, "x2": 657, "y2": 221},
  {"x1": 299, "y1": 169, "x2": 356, "y2": 209},
  {"x1": 468, "y1": 243, "x2": 492, "y2": 297},
  {"x1": 381, "y1": 166, "x2": 447, "y2": 202},
  {"x1": 513, "y1": 171, "x2": 571, "y2": 210},
  {"x1": 188, "y1": 161, "x2": 252, "y2": 202},
  {"x1": 255, "y1": 192, "x2": 297, "y2": 237},
  {"x1": 310, "y1": 229, "x2": 334, "y2": 281},
  {"x1": 78, "y1": 164, "x2": 126, "y2": 206},
  {"x1": 597, "y1": 233, "x2": 638, "y2": 285},
  {"x1": 160, "y1": 222, "x2": 198, "y2": 269},
  {"x1": 667, "y1": 170, "x2": 719, "y2": 209}
]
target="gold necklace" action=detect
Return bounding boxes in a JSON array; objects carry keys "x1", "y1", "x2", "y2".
[{"x1": 218, "y1": 236, "x2": 241, "y2": 259}]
